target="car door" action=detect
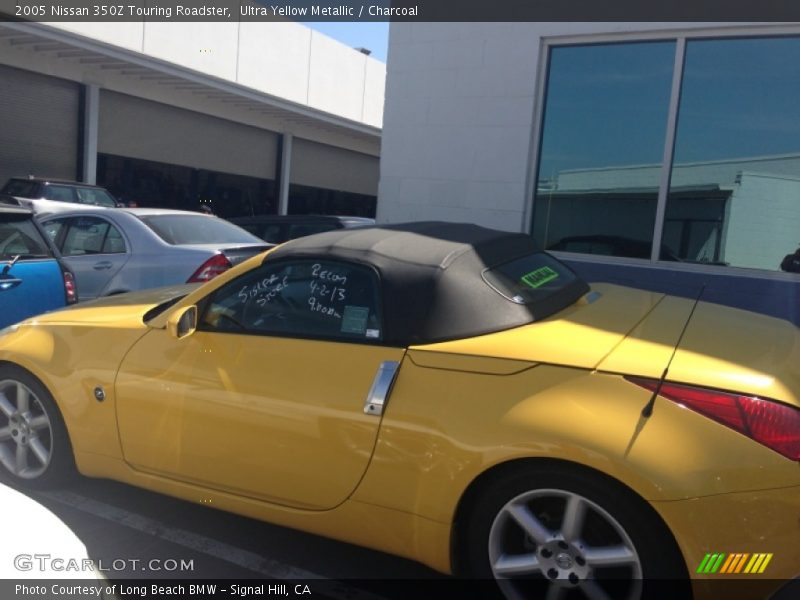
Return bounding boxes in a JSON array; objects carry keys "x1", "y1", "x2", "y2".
[
  {"x1": 0, "y1": 213, "x2": 65, "y2": 327},
  {"x1": 115, "y1": 258, "x2": 405, "y2": 510},
  {"x1": 42, "y1": 215, "x2": 129, "y2": 301}
]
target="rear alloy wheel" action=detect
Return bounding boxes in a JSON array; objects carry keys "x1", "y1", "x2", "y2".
[
  {"x1": 464, "y1": 465, "x2": 688, "y2": 600},
  {"x1": 0, "y1": 367, "x2": 73, "y2": 487}
]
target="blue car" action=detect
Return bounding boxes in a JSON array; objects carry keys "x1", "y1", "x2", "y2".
[{"x1": 0, "y1": 205, "x2": 77, "y2": 328}]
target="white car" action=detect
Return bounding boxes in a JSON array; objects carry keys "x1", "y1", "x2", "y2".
[{"x1": 0, "y1": 177, "x2": 120, "y2": 216}]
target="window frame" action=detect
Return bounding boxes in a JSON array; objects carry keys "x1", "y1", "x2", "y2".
[
  {"x1": 197, "y1": 256, "x2": 389, "y2": 346},
  {"x1": 528, "y1": 26, "x2": 800, "y2": 281}
]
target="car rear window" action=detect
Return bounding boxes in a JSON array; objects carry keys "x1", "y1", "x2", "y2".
[
  {"x1": 483, "y1": 252, "x2": 587, "y2": 306},
  {"x1": 0, "y1": 216, "x2": 53, "y2": 260},
  {"x1": 140, "y1": 215, "x2": 263, "y2": 245}
]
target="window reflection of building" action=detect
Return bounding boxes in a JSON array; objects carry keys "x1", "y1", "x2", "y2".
[{"x1": 533, "y1": 36, "x2": 800, "y2": 273}]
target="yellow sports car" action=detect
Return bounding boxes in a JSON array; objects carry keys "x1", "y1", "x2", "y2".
[{"x1": 0, "y1": 222, "x2": 798, "y2": 598}]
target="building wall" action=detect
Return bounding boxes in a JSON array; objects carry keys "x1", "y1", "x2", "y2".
[
  {"x1": 0, "y1": 25, "x2": 380, "y2": 156},
  {"x1": 49, "y1": 20, "x2": 385, "y2": 128},
  {"x1": 724, "y1": 174, "x2": 800, "y2": 270}
]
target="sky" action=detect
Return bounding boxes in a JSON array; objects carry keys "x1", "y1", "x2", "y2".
[{"x1": 305, "y1": 22, "x2": 390, "y2": 62}]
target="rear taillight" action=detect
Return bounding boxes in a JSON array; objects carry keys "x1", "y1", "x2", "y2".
[
  {"x1": 187, "y1": 254, "x2": 232, "y2": 283},
  {"x1": 627, "y1": 377, "x2": 800, "y2": 461},
  {"x1": 63, "y1": 271, "x2": 77, "y2": 304}
]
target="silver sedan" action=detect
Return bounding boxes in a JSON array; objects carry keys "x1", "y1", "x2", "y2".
[{"x1": 39, "y1": 208, "x2": 270, "y2": 301}]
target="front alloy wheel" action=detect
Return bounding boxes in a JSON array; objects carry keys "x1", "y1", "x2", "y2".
[
  {"x1": 0, "y1": 380, "x2": 53, "y2": 479},
  {"x1": 0, "y1": 366, "x2": 73, "y2": 487}
]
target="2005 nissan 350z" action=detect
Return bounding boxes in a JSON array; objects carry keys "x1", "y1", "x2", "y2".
[{"x1": 0, "y1": 222, "x2": 797, "y2": 599}]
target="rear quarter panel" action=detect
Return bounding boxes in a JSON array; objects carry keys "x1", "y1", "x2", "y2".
[{"x1": 353, "y1": 355, "x2": 800, "y2": 524}]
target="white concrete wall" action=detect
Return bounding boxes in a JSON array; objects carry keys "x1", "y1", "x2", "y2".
[
  {"x1": 44, "y1": 20, "x2": 385, "y2": 127},
  {"x1": 377, "y1": 21, "x2": 772, "y2": 230}
]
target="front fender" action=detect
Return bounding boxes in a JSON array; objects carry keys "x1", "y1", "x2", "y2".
[{"x1": 0, "y1": 322, "x2": 147, "y2": 462}]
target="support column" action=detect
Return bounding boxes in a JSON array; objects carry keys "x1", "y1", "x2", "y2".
[
  {"x1": 278, "y1": 132, "x2": 292, "y2": 215},
  {"x1": 82, "y1": 84, "x2": 99, "y2": 185}
]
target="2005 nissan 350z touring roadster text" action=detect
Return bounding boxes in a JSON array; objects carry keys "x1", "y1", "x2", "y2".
[{"x1": 0, "y1": 222, "x2": 798, "y2": 599}]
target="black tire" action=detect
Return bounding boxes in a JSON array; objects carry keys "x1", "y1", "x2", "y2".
[
  {"x1": 0, "y1": 364, "x2": 75, "y2": 489},
  {"x1": 461, "y1": 463, "x2": 690, "y2": 600}
]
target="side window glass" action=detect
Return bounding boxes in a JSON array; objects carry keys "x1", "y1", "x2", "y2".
[
  {"x1": 61, "y1": 217, "x2": 111, "y2": 256},
  {"x1": 202, "y1": 260, "x2": 382, "y2": 342},
  {"x1": 41, "y1": 220, "x2": 66, "y2": 250},
  {"x1": 102, "y1": 225, "x2": 127, "y2": 254}
]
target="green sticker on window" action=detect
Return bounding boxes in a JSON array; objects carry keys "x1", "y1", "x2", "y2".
[
  {"x1": 520, "y1": 266, "x2": 559, "y2": 289},
  {"x1": 341, "y1": 305, "x2": 369, "y2": 334}
]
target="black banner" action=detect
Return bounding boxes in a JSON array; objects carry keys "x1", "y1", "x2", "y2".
[
  {"x1": 2, "y1": 578, "x2": 799, "y2": 600},
  {"x1": 3, "y1": 0, "x2": 800, "y2": 22}
]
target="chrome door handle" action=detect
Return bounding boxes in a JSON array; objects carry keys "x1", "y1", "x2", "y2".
[
  {"x1": 0, "y1": 278, "x2": 22, "y2": 291},
  {"x1": 363, "y1": 361, "x2": 400, "y2": 417},
  {"x1": 93, "y1": 261, "x2": 113, "y2": 270}
]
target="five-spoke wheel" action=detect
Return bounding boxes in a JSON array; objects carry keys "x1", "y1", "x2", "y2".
[
  {"x1": 489, "y1": 489, "x2": 642, "y2": 600},
  {"x1": 463, "y1": 464, "x2": 688, "y2": 600},
  {"x1": 0, "y1": 379, "x2": 53, "y2": 479},
  {"x1": 0, "y1": 366, "x2": 73, "y2": 487}
]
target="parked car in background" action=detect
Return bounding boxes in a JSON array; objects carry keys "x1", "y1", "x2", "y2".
[
  {"x1": 0, "y1": 176, "x2": 120, "y2": 215},
  {"x1": 39, "y1": 208, "x2": 270, "y2": 301},
  {"x1": 0, "y1": 205, "x2": 77, "y2": 328},
  {"x1": 229, "y1": 214, "x2": 374, "y2": 244}
]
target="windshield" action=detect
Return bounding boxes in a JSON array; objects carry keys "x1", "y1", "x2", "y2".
[
  {"x1": 1, "y1": 180, "x2": 38, "y2": 198},
  {"x1": 0, "y1": 217, "x2": 53, "y2": 260},
  {"x1": 140, "y1": 215, "x2": 263, "y2": 245}
]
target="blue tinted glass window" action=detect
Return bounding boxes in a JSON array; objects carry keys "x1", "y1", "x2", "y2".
[
  {"x1": 533, "y1": 42, "x2": 676, "y2": 260},
  {"x1": 665, "y1": 37, "x2": 800, "y2": 271}
]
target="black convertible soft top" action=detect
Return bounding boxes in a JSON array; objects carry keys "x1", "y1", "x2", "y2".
[{"x1": 268, "y1": 221, "x2": 589, "y2": 345}]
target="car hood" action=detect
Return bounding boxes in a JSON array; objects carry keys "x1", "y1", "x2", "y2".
[{"x1": 22, "y1": 284, "x2": 198, "y2": 328}]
